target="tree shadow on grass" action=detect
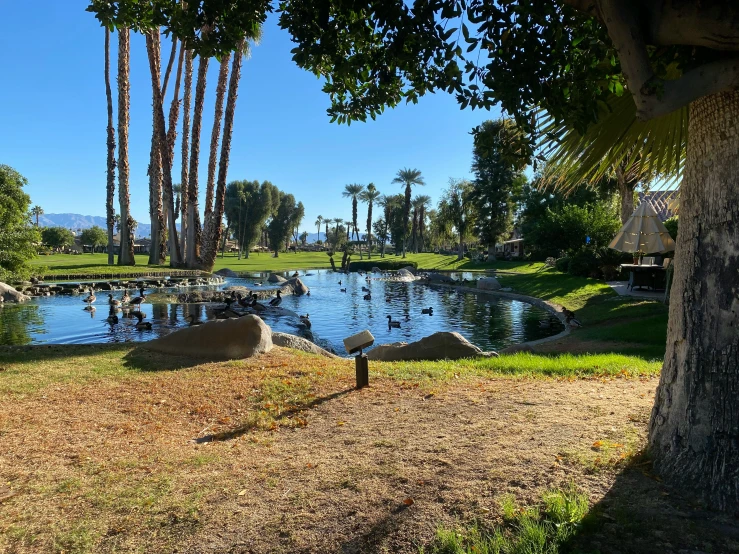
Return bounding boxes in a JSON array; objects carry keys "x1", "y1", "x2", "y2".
[
  {"x1": 121, "y1": 345, "x2": 220, "y2": 372},
  {"x1": 563, "y1": 457, "x2": 739, "y2": 553}
]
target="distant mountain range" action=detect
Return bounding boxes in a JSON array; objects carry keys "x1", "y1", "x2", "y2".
[
  {"x1": 38, "y1": 213, "x2": 155, "y2": 239},
  {"x1": 37, "y1": 213, "x2": 328, "y2": 243}
]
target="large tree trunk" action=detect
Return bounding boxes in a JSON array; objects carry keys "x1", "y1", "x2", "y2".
[
  {"x1": 104, "y1": 28, "x2": 116, "y2": 266},
  {"x1": 458, "y1": 235, "x2": 464, "y2": 260},
  {"x1": 185, "y1": 56, "x2": 209, "y2": 268},
  {"x1": 146, "y1": 31, "x2": 182, "y2": 267},
  {"x1": 648, "y1": 91, "x2": 739, "y2": 512},
  {"x1": 366, "y1": 204, "x2": 372, "y2": 259},
  {"x1": 488, "y1": 244, "x2": 496, "y2": 260},
  {"x1": 117, "y1": 27, "x2": 135, "y2": 266},
  {"x1": 204, "y1": 54, "x2": 231, "y2": 218},
  {"x1": 615, "y1": 164, "x2": 637, "y2": 224},
  {"x1": 201, "y1": 44, "x2": 243, "y2": 271},
  {"x1": 179, "y1": 49, "x2": 193, "y2": 257},
  {"x1": 146, "y1": 32, "x2": 164, "y2": 266},
  {"x1": 164, "y1": 42, "x2": 185, "y2": 264}
]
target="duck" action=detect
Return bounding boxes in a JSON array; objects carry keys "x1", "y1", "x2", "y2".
[
  {"x1": 106, "y1": 308, "x2": 119, "y2": 324},
  {"x1": 133, "y1": 312, "x2": 153, "y2": 330},
  {"x1": 121, "y1": 290, "x2": 131, "y2": 304},
  {"x1": 361, "y1": 286, "x2": 370, "y2": 292},
  {"x1": 340, "y1": 288, "x2": 347, "y2": 293},
  {"x1": 562, "y1": 308, "x2": 577, "y2": 320},
  {"x1": 83, "y1": 289, "x2": 96, "y2": 304},
  {"x1": 387, "y1": 315, "x2": 401, "y2": 328},
  {"x1": 292, "y1": 271, "x2": 300, "y2": 278},
  {"x1": 269, "y1": 290, "x2": 282, "y2": 307},
  {"x1": 363, "y1": 293, "x2": 372, "y2": 301},
  {"x1": 253, "y1": 282, "x2": 263, "y2": 287},
  {"x1": 404, "y1": 314, "x2": 411, "y2": 322},
  {"x1": 566, "y1": 315, "x2": 582, "y2": 328},
  {"x1": 236, "y1": 293, "x2": 251, "y2": 308},
  {"x1": 299, "y1": 314, "x2": 312, "y2": 329},
  {"x1": 129, "y1": 288, "x2": 146, "y2": 310},
  {"x1": 250, "y1": 294, "x2": 267, "y2": 312},
  {"x1": 108, "y1": 294, "x2": 120, "y2": 307},
  {"x1": 421, "y1": 307, "x2": 434, "y2": 315},
  {"x1": 186, "y1": 314, "x2": 204, "y2": 326},
  {"x1": 338, "y1": 280, "x2": 342, "y2": 286},
  {"x1": 83, "y1": 305, "x2": 96, "y2": 312}
]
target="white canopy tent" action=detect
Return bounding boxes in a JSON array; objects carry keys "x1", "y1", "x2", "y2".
[{"x1": 609, "y1": 202, "x2": 676, "y2": 254}]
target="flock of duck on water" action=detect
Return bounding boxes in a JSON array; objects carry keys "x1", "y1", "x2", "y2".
[{"x1": 78, "y1": 269, "x2": 441, "y2": 334}]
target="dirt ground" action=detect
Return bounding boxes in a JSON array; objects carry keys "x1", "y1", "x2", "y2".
[{"x1": 1, "y1": 348, "x2": 737, "y2": 553}]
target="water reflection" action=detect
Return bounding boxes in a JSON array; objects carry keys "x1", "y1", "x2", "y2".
[{"x1": 0, "y1": 271, "x2": 564, "y2": 352}]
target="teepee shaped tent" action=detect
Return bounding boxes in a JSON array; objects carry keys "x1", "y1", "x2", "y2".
[{"x1": 609, "y1": 202, "x2": 676, "y2": 254}]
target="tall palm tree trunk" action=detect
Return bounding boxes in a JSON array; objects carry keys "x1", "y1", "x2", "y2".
[
  {"x1": 146, "y1": 30, "x2": 182, "y2": 267},
  {"x1": 366, "y1": 202, "x2": 373, "y2": 259},
  {"x1": 186, "y1": 55, "x2": 209, "y2": 267},
  {"x1": 402, "y1": 185, "x2": 411, "y2": 258},
  {"x1": 179, "y1": 49, "x2": 193, "y2": 256},
  {"x1": 117, "y1": 27, "x2": 135, "y2": 266},
  {"x1": 648, "y1": 91, "x2": 739, "y2": 511},
  {"x1": 204, "y1": 54, "x2": 231, "y2": 218},
  {"x1": 165, "y1": 42, "x2": 185, "y2": 261},
  {"x1": 146, "y1": 32, "x2": 164, "y2": 266},
  {"x1": 419, "y1": 206, "x2": 425, "y2": 252},
  {"x1": 201, "y1": 43, "x2": 244, "y2": 271},
  {"x1": 157, "y1": 36, "x2": 179, "y2": 263},
  {"x1": 104, "y1": 28, "x2": 116, "y2": 266},
  {"x1": 410, "y1": 208, "x2": 419, "y2": 253}
]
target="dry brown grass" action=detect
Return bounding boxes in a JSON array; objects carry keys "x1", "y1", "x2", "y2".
[{"x1": 0, "y1": 346, "x2": 735, "y2": 553}]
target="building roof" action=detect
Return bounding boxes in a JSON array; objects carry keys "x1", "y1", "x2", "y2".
[{"x1": 638, "y1": 190, "x2": 678, "y2": 221}]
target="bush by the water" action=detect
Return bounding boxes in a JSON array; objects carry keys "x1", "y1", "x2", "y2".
[
  {"x1": 348, "y1": 259, "x2": 418, "y2": 272},
  {"x1": 555, "y1": 257, "x2": 570, "y2": 273}
]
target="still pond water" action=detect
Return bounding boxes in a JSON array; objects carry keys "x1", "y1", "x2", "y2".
[{"x1": 0, "y1": 270, "x2": 563, "y2": 354}]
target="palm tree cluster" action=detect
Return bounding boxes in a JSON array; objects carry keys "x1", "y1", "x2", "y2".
[{"x1": 89, "y1": 3, "x2": 260, "y2": 271}]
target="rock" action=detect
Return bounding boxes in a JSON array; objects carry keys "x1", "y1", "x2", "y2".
[
  {"x1": 499, "y1": 343, "x2": 535, "y2": 355},
  {"x1": 426, "y1": 272, "x2": 456, "y2": 284},
  {"x1": 215, "y1": 268, "x2": 238, "y2": 278},
  {"x1": 500, "y1": 287, "x2": 513, "y2": 292},
  {"x1": 371, "y1": 267, "x2": 382, "y2": 273},
  {"x1": 272, "y1": 332, "x2": 338, "y2": 358},
  {"x1": 145, "y1": 314, "x2": 272, "y2": 360},
  {"x1": 395, "y1": 268, "x2": 417, "y2": 282},
  {"x1": 96, "y1": 282, "x2": 113, "y2": 291},
  {"x1": 223, "y1": 285, "x2": 251, "y2": 293},
  {"x1": 0, "y1": 282, "x2": 31, "y2": 303},
  {"x1": 401, "y1": 266, "x2": 416, "y2": 275},
  {"x1": 367, "y1": 331, "x2": 498, "y2": 361},
  {"x1": 285, "y1": 277, "x2": 309, "y2": 296},
  {"x1": 267, "y1": 274, "x2": 287, "y2": 283},
  {"x1": 477, "y1": 277, "x2": 501, "y2": 291}
]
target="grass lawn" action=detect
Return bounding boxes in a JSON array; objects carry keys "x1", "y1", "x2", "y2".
[
  {"x1": 30, "y1": 252, "x2": 542, "y2": 278},
  {"x1": 1, "y1": 262, "x2": 695, "y2": 553}
]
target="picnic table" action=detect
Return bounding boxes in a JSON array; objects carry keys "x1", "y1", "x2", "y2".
[{"x1": 620, "y1": 263, "x2": 667, "y2": 291}]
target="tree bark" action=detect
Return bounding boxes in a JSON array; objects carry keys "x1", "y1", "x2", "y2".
[
  {"x1": 146, "y1": 32, "x2": 164, "y2": 266},
  {"x1": 164, "y1": 41, "x2": 185, "y2": 263},
  {"x1": 615, "y1": 164, "x2": 637, "y2": 224},
  {"x1": 186, "y1": 55, "x2": 209, "y2": 267},
  {"x1": 204, "y1": 54, "x2": 231, "y2": 218},
  {"x1": 201, "y1": 45, "x2": 243, "y2": 271},
  {"x1": 146, "y1": 30, "x2": 182, "y2": 267},
  {"x1": 488, "y1": 244, "x2": 496, "y2": 260},
  {"x1": 366, "y1": 203, "x2": 373, "y2": 259},
  {"x1": 117, "y1": 27, "x2": 135, "y2": 266},
  {"x1": 104, "y1": 28, "x2": 116, "y2": 266},
  {"x1": 648, "y1": 91, "x2": 739, "y2": 511},
  {"x1": 179, "y1": 49, "x2": 193, "y2": 257}
]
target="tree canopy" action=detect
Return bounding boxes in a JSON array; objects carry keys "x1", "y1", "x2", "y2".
[
  {"x1": 80, "y1": 226, "x2": 108, "y2": 252},
  {"x1": 267, "y1": 192, "x2": 303, "y2": 256},
  {"x1": 224, "y1": 180, "x2": 277, "y2": 257},
  {"x1": 0, "y1": 165, "x2": 40, "y2": 282}
]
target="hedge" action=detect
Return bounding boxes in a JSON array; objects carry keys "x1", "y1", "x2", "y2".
[{"x1": 347, "y1": 260, "x2": 418, "y2": 272}]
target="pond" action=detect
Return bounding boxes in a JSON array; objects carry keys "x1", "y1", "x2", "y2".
[{"x1": 0, "y1": 270, "x2": 564, "y2": 354}]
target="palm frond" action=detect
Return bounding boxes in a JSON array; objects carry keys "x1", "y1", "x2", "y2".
[{"x1": 538, "y1": 92, "x2": 687, "y2": 193}]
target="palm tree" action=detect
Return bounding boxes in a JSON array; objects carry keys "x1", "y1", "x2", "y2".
[
  {"x1": 315, "y1": 215, "x2": 323, "y2": 242},
  {"x1": 104, "y1": 27, "x2": 116, "y2": 265},
  {"x1": 342, "y1": 183, "x2": 365, "y2": 243},
  {"x1": 377, "y1": 195, "x2": 393, "y2": 258},
  {"x1": 204, "y1": 53, "x2": 232, "y2": 218},
  {"x1": 333, "y1": 218, "x2": 343, "y2": 248},
  {"x1": 392, "y1": 168, "x2": 425, "y2": 258},
  {"x1": 360, "y1": 184, "x2": 381, "y2": 259},
  {"x1": 117, "y1": 26, "x2": 135, "y2": 266},
  {"x1": 414, "y1": 194, "x2": 432, "y2": 253},
  {"x1": 201, "y1": 37, "x2": 251, "y2": 271},
  {"x1": 179, "y1": 48, "x2": 193, "y2": 257},
  {"x1": 324, "y1": 218, "x2": 332, "y2": 245},
  {"x1": 31, "y1": 205, "x2": 43, "y2": 227},
  {"x1": 185, "y1": 54, "x2": 209, "y2": 267},
  {"x1": 145, "y1": 30, "x2": 164, "y2": 265}
]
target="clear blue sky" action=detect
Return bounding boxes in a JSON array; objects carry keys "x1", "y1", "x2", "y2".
[{"x1": 0, "y1": 1, "x2": 499, "y2": 233}]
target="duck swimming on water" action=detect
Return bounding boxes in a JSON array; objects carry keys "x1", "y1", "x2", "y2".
[
  {"x1": 108, "y1": 294, "x2": 120, "y2": 307},
  {"x1": 269, "y1": 290, "x2": 282, "y2": 307},
  {"x1": 83, "y1": 289, "x2": 96, "y2": 304},
  {"x1": 421, "y1": 307, "x2": 434, "y2": 315},
  {"x1": 129, "y1": 288, "x2": 146, "y2": 310},
  {"x1": 387, "y1": 315, "x2": 401, "y2": 328},
  {"x1": 133, "y1": 312, "x2": 152, "y2": 330},
  {"x1": 299, "y1": 313, "x2": 312, "y2": 329}
]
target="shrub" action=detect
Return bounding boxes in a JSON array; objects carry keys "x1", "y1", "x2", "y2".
[
  {"x1": 555, "y1": 257, "x2": 570, "y2": 273},
  {"x1": 664, "y1": 215, "x2": 678, "y2": 240},
  {"x1": 348, "y1": 260, "x2": 418, "y2": 272},
  {"x1": 567, "y1": 249, "x2": 601, "y2": 278},
  {"x1": 596, "y1": 247, "x2": 624, "y2": 280}
]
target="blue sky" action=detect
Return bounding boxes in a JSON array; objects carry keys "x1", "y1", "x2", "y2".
[{"x1": 0, "y1": 1, "x2": 498, "y2": 233}]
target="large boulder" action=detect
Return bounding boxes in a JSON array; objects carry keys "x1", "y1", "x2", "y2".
[
  {"x1": 284, "y1": 277, "x2": 309, "y2": 296},
  {"x1": 0, "y1": 282, "x2": 31, "y2": 303},
  {"x1": 401, "y1": 266, "x2": 416, "y2": 275},
  {"x1": 395, "y1": 268, "x2": 416, "y2": 281},
  {"x1": 145, "y1": 314, "x2": 273, "y2": 360},
  {"x1": 367, "y1": 331, "x2": 497, "y2": 361},
  {"x1": 427, "y1": 272, "x2": 456, "y2": 284},
  {"x1": 215, "y1": 268, "x2": 239, "y2": 278},
  {"x1": 272, "y1": 332, "x2": 338, "y2": 358},
  {"x1": 371, "y1": 267, "x2": 382, "y2": 274},
  {"x1": 477, "y1": 277, "x2": 502, "y2": 291},
  {"x1": 267, "y1": 274, "x2": 287, "y2": 283}
]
